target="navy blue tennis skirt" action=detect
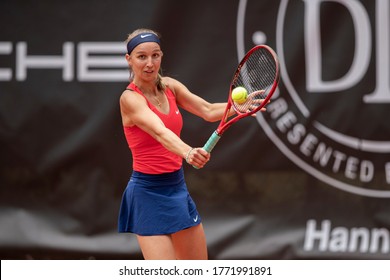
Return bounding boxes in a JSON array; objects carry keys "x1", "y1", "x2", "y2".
[{"x1": 118, "y1": 167, "x2": 201, "y2": 236}]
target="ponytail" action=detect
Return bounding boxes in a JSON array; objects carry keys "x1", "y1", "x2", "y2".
[{"x1": 156, "y1": 72, "x2": 166, "y2": 92}]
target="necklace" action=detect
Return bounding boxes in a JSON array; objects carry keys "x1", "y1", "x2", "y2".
[
  {"x1": 133, "y1": 83, "x2": 163, "y2": 107},
  {"x1": 152, "y1": 93, "x2": 162, "y2": 107}
]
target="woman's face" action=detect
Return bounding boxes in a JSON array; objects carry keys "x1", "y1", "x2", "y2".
[{"x1": 127, "y1": 42, "x2": 163, "y2": 83}]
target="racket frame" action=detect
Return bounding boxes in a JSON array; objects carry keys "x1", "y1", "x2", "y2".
[
  {"x1": 200, "y1": 45, "x2": 280, "y2": 155},
  {"x1": 217, "y1": 45, "x2": 279, "y2": 136}
]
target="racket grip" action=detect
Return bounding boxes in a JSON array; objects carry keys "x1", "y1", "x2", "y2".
[
  {"x1": 203, "y1": 131, "x2": 221, "y2": 152},
  {"x1": 192, "y1": 131, "x2": 221, "y2": 169}
]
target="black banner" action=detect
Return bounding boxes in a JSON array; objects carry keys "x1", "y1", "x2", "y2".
[{"x1": 1, "y1": 0, "x2": 389, "y2": 259}]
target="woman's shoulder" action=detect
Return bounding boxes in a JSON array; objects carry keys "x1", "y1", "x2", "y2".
[
  {"x1": 120, "y1": 87, "x2": 145, "y2": 107},
  {"x1": 162, "y1": 76, "x2": 187, "y2": 97},
  {"x1": 162, "y1": 76, "x2": 176, "y2": 95},
  {"x1": 120, "y1": 87, "x2": 135, "y2": 100},
  {"x1": 162, "y1": 76, "x2": 177, "y2": 88}
]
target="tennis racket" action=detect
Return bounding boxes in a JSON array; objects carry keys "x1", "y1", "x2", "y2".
[{"x1": 200, "y1": 45, "x2": 279, "y2": 155}]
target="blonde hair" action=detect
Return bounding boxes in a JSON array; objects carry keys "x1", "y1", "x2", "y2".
[{"x1": 126, "y1": 28, "x2": 165, "y2": 91}]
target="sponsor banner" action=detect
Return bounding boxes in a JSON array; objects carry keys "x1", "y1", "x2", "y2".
[{"x1": 0, "y1": 0, "x2": 389, "y2": 259}]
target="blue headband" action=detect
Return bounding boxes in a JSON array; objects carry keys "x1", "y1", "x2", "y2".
[{"x1": 126, "y1": 33, "x2": 161, "y2": 54}]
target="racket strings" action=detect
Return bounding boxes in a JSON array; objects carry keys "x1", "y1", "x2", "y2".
[{"x1": 233, "y1": 48, "x2": 277, "y2": 113}]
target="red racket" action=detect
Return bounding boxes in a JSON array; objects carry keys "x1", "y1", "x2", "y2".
[{"x1": 200, "y1": 45, "x2": 280, "y2": 155}]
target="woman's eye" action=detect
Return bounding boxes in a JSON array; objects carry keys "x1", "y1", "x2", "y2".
[{"x1": 137, "y1": 53, "x2": 161, "y2": 60}]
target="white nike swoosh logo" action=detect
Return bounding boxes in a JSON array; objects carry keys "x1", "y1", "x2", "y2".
[
  {"x1": 193, "y1": 215, "x2": 198, "y2": 222},
  {"x1": 140, "y1": 34, "x2": 152, "y2": 38},
  {"x1": 175, "y1": 110, "x2": 179, "y2": 114}
]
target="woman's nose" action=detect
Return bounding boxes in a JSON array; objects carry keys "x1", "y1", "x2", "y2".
[{"x1": 146, "y1": 57, "x2": 153, "y2": 67}]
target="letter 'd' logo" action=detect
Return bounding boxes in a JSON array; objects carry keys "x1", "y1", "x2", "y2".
[{"x1": 237, "y1": 0, "x2": 390, "y2": 198}]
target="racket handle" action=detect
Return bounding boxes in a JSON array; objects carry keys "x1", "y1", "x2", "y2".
[
  {"x1": 192, "y1": 131, "x2": 221, "y2": 169},
  {"x1": 203, "y1": 131, "x2": 221, "y2": 152}
]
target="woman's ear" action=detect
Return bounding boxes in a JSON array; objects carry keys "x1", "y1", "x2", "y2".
[{"x1": 125, "y1": 54, "x2": 132, "y2": 66}]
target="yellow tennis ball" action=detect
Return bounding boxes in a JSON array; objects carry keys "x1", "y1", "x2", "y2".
[{"x1": 232, "y1": 86, "x2": 248, "y2": 104}]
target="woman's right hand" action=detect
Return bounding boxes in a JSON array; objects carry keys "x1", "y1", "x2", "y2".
[{"x1": 185, "y1": 148, "x2": 210, "y2": 169}]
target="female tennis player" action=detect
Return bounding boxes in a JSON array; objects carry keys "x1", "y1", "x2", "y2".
[{"x1": 118, "y1": 28, "x2": 236, "y2": 260}]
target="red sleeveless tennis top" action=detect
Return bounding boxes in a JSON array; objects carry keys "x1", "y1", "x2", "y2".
[{"x1": 123, "y1": 83, "x2": 183, "y2": 174}]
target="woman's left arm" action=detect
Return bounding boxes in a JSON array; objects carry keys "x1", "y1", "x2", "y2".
[{"x1": 164, "y1": 77, "x2": 232, "y2": 122}]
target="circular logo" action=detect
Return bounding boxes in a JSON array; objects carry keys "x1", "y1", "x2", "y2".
[{"x1": 237, "y1": 0, "x2": 390, "y2": 198}]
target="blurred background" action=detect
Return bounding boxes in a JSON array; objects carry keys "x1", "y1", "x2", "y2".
[{"x1": 1, "y1": 0, "x2": 389, "y2": 259}]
